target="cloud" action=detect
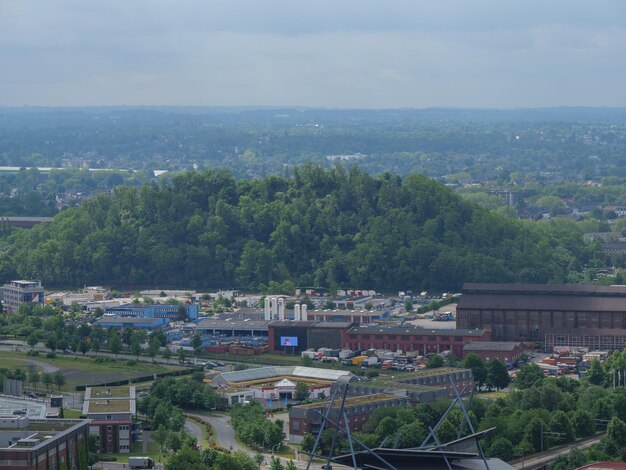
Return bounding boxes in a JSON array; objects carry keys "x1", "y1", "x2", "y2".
[{"x1": 0, "y1": 0, "x2": 624, "y2": 107}]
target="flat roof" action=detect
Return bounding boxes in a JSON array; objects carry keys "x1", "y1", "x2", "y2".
[
  {"x1": 197, "y1": 319, "x2": 270, "y2": 330},
  {"x1": 96, "y1": 317, "x2": 165, "y2": 324},
  {"x1": 0, "y1": 419, "x2": 90, "y2": 451},
  {"x1": 459, "y1": 283, "x2": 626, "y2": 312},
  {"x1": 347, "y1": 325, "x2": 487, "y2": 336},
  {"x1": 463, "y1": 342, "x2": 523, "y2": 352},
  {"x1": 296, "y1": 393, "x2": 405, "y2": 409},
  {"x1": 83, "y1": 386, "x2": 135, "y2": 415},
  {"x1": 214, "y1": 366, "x2": 356, "y2": 385}
]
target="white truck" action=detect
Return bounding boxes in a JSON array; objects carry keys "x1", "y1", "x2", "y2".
[{"x1": 128, "y1": 457, "x2": 154, "y2": 469}]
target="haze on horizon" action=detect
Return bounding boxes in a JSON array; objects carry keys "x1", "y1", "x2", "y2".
[{"x1": 0, "y1": 0, "x2": 625, "y2": 109}]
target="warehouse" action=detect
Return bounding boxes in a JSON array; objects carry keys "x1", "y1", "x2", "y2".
[
  {"x1": 346, "y1": 324, "x2": 490, "y2": 357},
  {"x1": 457, "y1": 283, "x2": 626, "y2": 351},
  {"x1": 267, "y1": 321, "x2": 352, "y2": 353}
]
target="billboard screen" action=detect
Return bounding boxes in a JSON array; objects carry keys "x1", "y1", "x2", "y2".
[{"x1": 280, "y1": 336, "x2": 298, "y2": 347}]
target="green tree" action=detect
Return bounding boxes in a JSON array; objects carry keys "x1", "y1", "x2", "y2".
[
  {"x1": 270, "y1": 457, "x2": 285, "y2": 470},
  {"x1": 607, "y1": 417, "x2": 626, "y2": 447},
  {"x1": 516, "y1": 364, "x2": 544, "y2": 389},
  {"x1": 572, "y1": 409, "x2": 596, "y2": 438},
  {"x1": 178, "y1": 348, "x2": 187, "y2": 364},
  {"x1": 53, "y1": 371, "x2": 66, "y2": 391},
  {"x1": 524, "y1": 417, "x2": 544, "y2": 453},
  {"x1": 153, "y1": 425, "x2": 168, "y2": 453},
  {"x1": 463, "y1": 353, "x2": 487, "y2": 388},
  {"x1": 167, "y1": 444, "x2": 209, "y2": 470},
  {"x1": 42, "y1": 372, "x2": 53, "y2": 391},
  {"x1": 486, "y1": 359, "x2": 510, "y2": 390},
  {"x1": 27, "y1": 331, "x2": 38, "y2": 350},
  {"x1": 549, "y1": 410, "x2": 574, "y2": 445},
  {"x1": 294, "y1": 382, "x2": 310, "y2": 401},
  {"x1": 131, "y1": 336, "x2": 142, "y2": 359},
  {"x1": 79, "y1": 340, "x2": 90, "y2": 355},
  {"x1": 426, "y1": 355, "x2": 444, "y2": 369},
  {"x1": 108, "y1": 329, "x2": 122, "y2": 358},
  {"x1": 162, "y1": 347, "x2": 172, "y2": 363},
  {"x1": 300, "y1": 433, "x2": 315, "y2": 453},
  {"x1": 587, "y1": 359, "x2": 605, "y2": 386},
  {"x1": 488, "y1": 437, "x2": 514, "y2": 460},
  {"x1": 191, "y1": 334, "x2": 203, "y2": 356},
  {"x1": 397, "y1": 420, "x2": 426, "y2": 448}
]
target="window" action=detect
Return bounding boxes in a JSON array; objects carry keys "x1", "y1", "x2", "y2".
[
  {"x1": 375, "y1": 335, "x2": 383, "y2": 340},
  {"x1": 440, "y1": 336, "x2": 449, "y2": 341},
  {"x1": 401, "y1": 335, "x2": 409, "y2": 341},
  {"x1": 415, "y1": 335, "x2": 422, "y2": 340},
  {"x1": 428, "y1": 336, "x2": 436, "y2": 341},
  {"x1": 455, "y1": 337, "x2": 463, "y2": 342},
  {"x1": 107, "y1": 426, "x2": 112, "y2": 431},
  {"x1": 361, "y1": 334, "x2": 370, "y2": 339},
  {"x1": 292, "y1": 421, "x2": 300, "y2": 431},
  {"x1": 108, "y1": 435, "x2": 112, "y2": 442},
  {"x1": 388, "y1": 335, "x2": 396, "y2": 340}
]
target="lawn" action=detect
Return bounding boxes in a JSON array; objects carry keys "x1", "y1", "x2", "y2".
[
  {"x1": 2, "y1": 351, "x2": 183, "y2": 389},
  {"x1": 0, "y1": 357, "x2": 44, "y2": 372}
]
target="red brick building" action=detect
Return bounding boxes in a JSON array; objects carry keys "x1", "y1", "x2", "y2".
[
  {"x1": 462, "y1": 342, "x2": 525, "y2": 364},
  {"x1": 457, "y1": 283, "x2": 626, "y2": 351},
  {"x1": 346, "y1": 325, "x2": 491, "y2": 357}
]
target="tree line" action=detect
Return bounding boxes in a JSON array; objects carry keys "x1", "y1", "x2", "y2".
[{"x1": 2, "y1": 166, "x2": 596, "y2": 291}]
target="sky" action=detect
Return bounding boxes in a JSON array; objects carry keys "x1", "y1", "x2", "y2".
[{"x1": 0, "y1": 0, "x2": 625, "y2": 108}]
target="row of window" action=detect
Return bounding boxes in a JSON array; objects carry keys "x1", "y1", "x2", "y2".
[{"x1": 351, "y1": 334, "x2": 465, "y2": 341}]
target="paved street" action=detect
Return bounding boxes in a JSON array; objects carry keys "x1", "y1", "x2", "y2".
[
  {"x1": 186, "y1": 412, "x2": 246, "y2": 453},
  {"x1": 184, "y1": 418, "x2": 204, "y2": 444}
]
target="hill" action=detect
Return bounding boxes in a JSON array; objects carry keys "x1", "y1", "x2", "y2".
[{"x1": 1, "y1": 166, "x2": 595, "y2": 291}]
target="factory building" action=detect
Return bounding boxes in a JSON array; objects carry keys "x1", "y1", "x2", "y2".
[
  {"x1": 346, "y1": 325, "x2": 491, "y2": 357},
  {"x1": 267, "y1": 321, "x2": 353, "y2": 353},
  {"x1": 457, "y1": 283, "x2": 626, "y2": 351}
]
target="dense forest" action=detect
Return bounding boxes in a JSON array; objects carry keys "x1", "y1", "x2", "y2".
[{"x1": 0, "y1": 166, "x2": 597, "y2": 291}]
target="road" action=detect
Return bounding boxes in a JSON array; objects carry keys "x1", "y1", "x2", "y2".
[
  {"x1": 510, "y1": 433, "x2": 605, "y2": 469},
  {"x1": 186, "y1": 412, "x2": 246, "y2": 453},
  {"x1": 184, "y1": 418, "x2": 204, "y2": 444},
  {"x1": 8, "y1": 357, "x2": 60, "y2": 373}
]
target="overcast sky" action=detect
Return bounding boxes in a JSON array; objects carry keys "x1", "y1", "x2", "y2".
[{"x1": 1, "y1": 0, "x2": 625, "y2": 108}]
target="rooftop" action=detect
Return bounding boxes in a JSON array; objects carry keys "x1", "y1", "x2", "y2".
[
  {"x1": 394, "y1": 367, "x2": 471, "y2": 381},
  {"x1": 83, "y1": 386, "x2": 135, "y2": 415},
  {"x1": 214, "y1": 366, "x2": 356, "y2": 386},
  {"x1": 347, "y1": 324, "x2": 487, "y2": 336},
  {"x1": 196, "y1": 319, "x2": 270, "y2": 330},
  {"x1": 296, "y1": 393, "x2": 406, "y2": 409},
  {"x1": 84, "y1": 400, "x2": 131, "y2": 413},
  {"x1": 463, "y1": 342, "x2": 523, "y2": 352},
  {"x1": 459, "y1": 283, "x2": 626, "y2": 312},
  {"x1": 96, "y1": 317, "x2": 165, "y2": 324}
]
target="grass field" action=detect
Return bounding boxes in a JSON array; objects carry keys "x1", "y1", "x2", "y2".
[
  {"x1": 1, "y1": 351, "x2": 183, "y2": 389},
  {"x1": 0, "y1": 357, "x2": 44, "y2": 372}
]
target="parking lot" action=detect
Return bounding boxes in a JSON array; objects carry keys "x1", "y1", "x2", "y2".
[{"x1": 0, "y1": 396, "x2": 47, "y2": 418}]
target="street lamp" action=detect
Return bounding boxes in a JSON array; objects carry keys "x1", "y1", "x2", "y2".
[{"x1": 271, "y1": 442, "x2": 281, "y2": 456}]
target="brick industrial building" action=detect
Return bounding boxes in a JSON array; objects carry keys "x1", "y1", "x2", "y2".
[
  {"x1": 462, "y1": 342, "x2": 525, "y2": 364},
  {"x1": 0, "y1": 417, "x2": 90, "y2": 470},
  {"x1": 346, "y1": 324, "x2": 491, "y2": 357},
  {"x1": 457, "y1": 283, "x2": 626, "y2": 351}
]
